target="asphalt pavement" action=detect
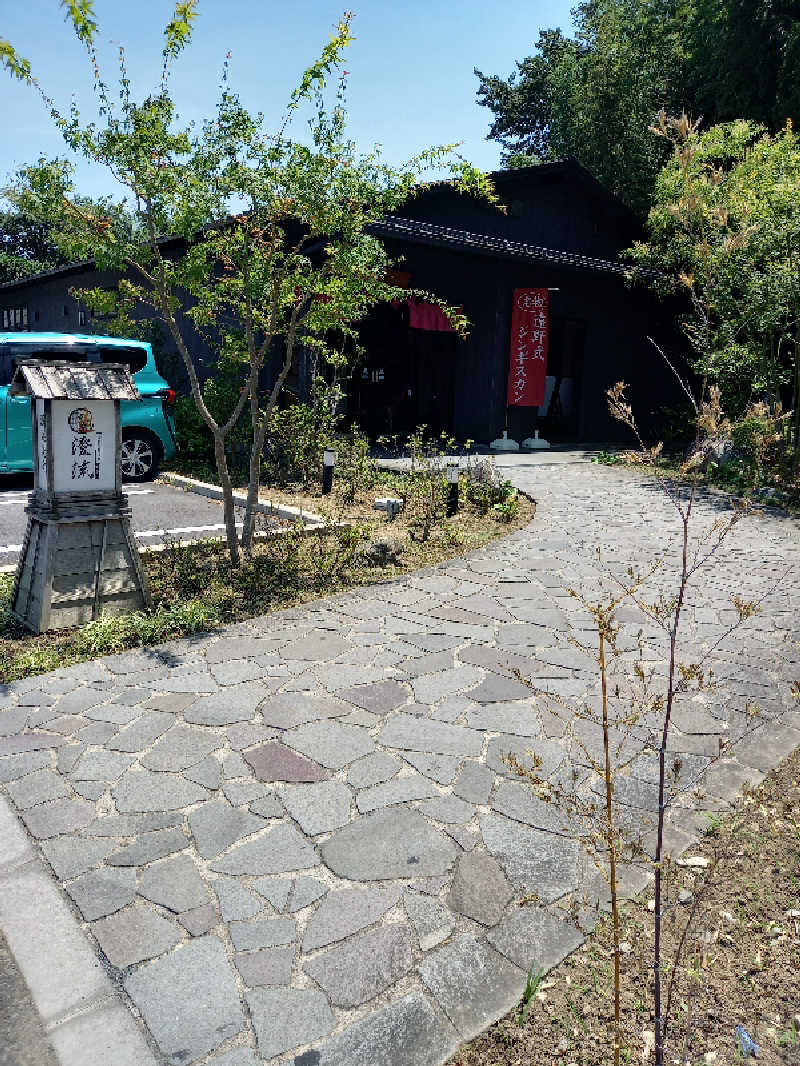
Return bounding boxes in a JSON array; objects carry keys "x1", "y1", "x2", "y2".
[{"x1": 0, "y1": 478, "x2": 238, "y2": 566}]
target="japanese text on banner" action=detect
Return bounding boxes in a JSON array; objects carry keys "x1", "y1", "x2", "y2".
[{"x1": 506, "y1": 288, "x2": 549, "y2": 407}]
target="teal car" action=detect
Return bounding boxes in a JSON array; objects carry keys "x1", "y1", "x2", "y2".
[{"x1": 0, "y1": 332, "x2": 178, "y2": 481}]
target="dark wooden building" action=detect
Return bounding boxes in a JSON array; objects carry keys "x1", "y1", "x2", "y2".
[
  {"x1": 1, "y1": 160, "x2": 680, "y2": 444},
  {"x1": 355, "y1": 160, "x2": 679, "y2": 443}
]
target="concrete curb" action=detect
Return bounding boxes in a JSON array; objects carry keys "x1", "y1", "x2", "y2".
[
  {"x1": 0, "y1": 796, "x2": 159, "y2": 1066},
  {"x1": 159, "y1": 471, "x2": 325, "y2": 528}
]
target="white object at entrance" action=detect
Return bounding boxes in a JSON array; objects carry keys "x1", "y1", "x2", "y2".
[
  {"x1": 490, "y1": 431, "x2": 520, "y2": 452},
  {"x1": 522, "y1": 429, "x2": 550, "y2": 450}
]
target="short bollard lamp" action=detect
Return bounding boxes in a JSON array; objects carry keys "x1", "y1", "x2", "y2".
[
  {"x1": 10, "y1": 360, "x2": 151, "y2": 633},
  {"x1": 373, "y1": 497, "x2": 403, "y2": 520},
  {"x1": 322, "y1": 449, "x2": 336, "y2": 495},
  {"x1": 446, "y1": 462, "x2": 460, "y2": 517}
]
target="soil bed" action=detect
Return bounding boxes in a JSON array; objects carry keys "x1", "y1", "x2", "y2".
[
  {"x1": 450, "y1": 744, "x2": 800, "y2": 1066},
  {"x1": 0, "y1": 473, "x2": 534, "y2": 683}
]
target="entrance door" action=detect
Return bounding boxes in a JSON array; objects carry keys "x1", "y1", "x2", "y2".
[{"x1": 411, "y1": 330, "x2": 457, "y2": 437}]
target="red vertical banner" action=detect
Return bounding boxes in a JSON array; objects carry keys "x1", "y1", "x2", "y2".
[{"x1": 506, "y1": 288, "x2": 549, "y2": 407}]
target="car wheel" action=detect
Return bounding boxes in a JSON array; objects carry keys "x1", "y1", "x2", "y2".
[{"x1": 121, "y1": 432, "x2": 161, "y2": 482}]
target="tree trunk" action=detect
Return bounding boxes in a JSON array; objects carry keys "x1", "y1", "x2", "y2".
[
  {"x1": 241, "y1": 429, "x2": 264, "y2": 557},
  {"x1": 214, "y1": 432, "x2": 241, "y2": 566}
]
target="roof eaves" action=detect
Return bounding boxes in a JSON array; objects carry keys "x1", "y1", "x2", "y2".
[{"x1": 367, "y1": 215, "x2": 636, "y2": 277}]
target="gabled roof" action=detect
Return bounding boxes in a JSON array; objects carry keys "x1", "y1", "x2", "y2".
[
  {"x1": 368, "y1": 215, "x2": 631, "y2": 276},
  {"x1": 10, "y1": 359, "x2": 140, "y2": 401}
]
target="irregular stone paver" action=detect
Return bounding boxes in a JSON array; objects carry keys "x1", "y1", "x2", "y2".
[
  {"x1": 234, "y1": 946, "x2": 294, "y2": 987},
  {"x1": 2, "y1": 459, "x2": 797, "y2": 1066},
  {"x1": 322, "y1": 808, "x2": 458, "y2": 880},
  {"x1": 403, "y1": 751, "x2": 463, "y2": 784},
  {"x1": 281, "y1": 780, "x2": 353, "y2": 835},
  {"x1": 21, "y1": 796, "x2": 95, "y2": 838},
  {"x1": 81, "y1": 811, "x2": 181, "y2": 837},
  {"x1": 378, "y1": 714, "x2": 483, "y2": 756},
  {"x1": 210, "y1": 823, "x2": 320, "y2": 875},
  {"x1": 404, "y1": 890, "x2": 455, "y2": 951},
  {"x1": 487, "y1": 906, "x2": 585, "y2": 972},
  {"x1": 183, "y1": 682, "x2": 273, "y2": 726},
  {"x1": 113, "y1": 769, "x2": 209, "y2": 812},
  {"x1": 452, "y1": 761, "x2": 496, "y2": 804},
  {"x1": 356, "y1": 774, "x2": 439, "y2": 813},
  {"x1": 7, "y1": 768, "x2": 71, "y2": 808},
  {"x1": 215, "y1": 877, "x2": 263, "y2": 921},
  {"x1": 41, "y1": 835, "x2": 115, "y2": 879},
  {"x1": 410, "y1": 666, "x2": 484, "y2": 704},
  {"x1": 448, "y1": 851, "x2": 513, "y2": 926},
  {"x1": 185, "y1": 755, "x2": 223, "y2": 789},
  {"x1": 140, "y1": 724, "x2": 223, "y2": 771},
  {"x1": 92, "y1": 902, "x2": 182, "y2": 967},
  {"x1": 418, "y1": 795, "x2": 475, "y2": 824},
  {"x1": 303, "y1": 885, "x2": 402, "y2": 951},
  {"x1": 481, "y1": 813, "x2": 581, "y2": 900},
  {"x1": 347, "y1": 751, "x2": 401, "y2": 788},
  {"x1": 125, "y1": 936, "x2": 244, "y2": 1062},
  {"x1": 260, "y1": 692, "x2": 350, "y2": 730},
  {"x1": 338, "y1": 680, "x2": 409, "y2": 714},
  {"x1": 491, "y1": 778, "x2": 570, "y2": 833},
  {"x1": 138, "y1": 854, "x2": 210, "y2": 913},
  {"x1": 70, "y1": 749, "x2": 135, "y2": 782},
  {"x1": 284, "y1": 720, "x2": 376, "y2": 769},
  {"x1": 315, "y1": 992, "x2": 458, "y2": 1066},
  {"x1": 303, "y1": 924, "x2": 414, "y2": 1008},
  {"x1": 420, "y1": 934, "x2": 525, "y2": 1040},
  {"x1": 105, "y1": 710, "x2": 175, "y2": 752},
  {"x1": 253, "y1": 878, "x2": 293, "y2": 911},
  {"x1": 229, "y1": 918, "x2": 296, "y2": 950},
  {"x1": 66, "y1": 867, "x2": 137, "y2": 921},
  {"x1": 107, "y1": 827, "x2": 188, "y2": 866},
  {"x1": 246, "y1": 987, "x2": 334, "y2": 1060},
  {"x1": 179, "y1": 903, "x2": 218, "y2": 936},
  {"x1": 188, "y1": 799, "x2": 265, "y2": 859},
  {"x1": 287, "y1": 876, "x2": 327, "y2": 912},
  {"x1": 244, "y1": 741, "x2": 328, "y2": 783}
]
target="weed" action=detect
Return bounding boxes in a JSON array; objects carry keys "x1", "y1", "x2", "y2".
[{"x1": 516, "y1": 965, "x2": 545, "y2": 1026}]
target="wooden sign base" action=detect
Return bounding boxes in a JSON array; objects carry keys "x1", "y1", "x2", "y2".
[{"x1": 12, "y1": 491, "x2": 151, "y2": 633}]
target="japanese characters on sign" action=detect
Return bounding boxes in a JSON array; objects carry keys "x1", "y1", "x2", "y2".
[
  {"x1": 51, "y1": 399, "x2": 115, "y2": 493},
  {"x1": 35, "y1": 399, "x2": 48, "y2": 484},
  {"x1": 506, "y1": 288, "x2": 549, "y2": 408}
]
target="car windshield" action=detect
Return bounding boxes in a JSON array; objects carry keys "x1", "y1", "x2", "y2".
[{"x1": 0, "y1": 343, "x2": 147, "y2": 386}]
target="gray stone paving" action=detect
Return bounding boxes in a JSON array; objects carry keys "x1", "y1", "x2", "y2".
[{"x1": 0, "y1": 461, "x2": 798, "y2": 1066}]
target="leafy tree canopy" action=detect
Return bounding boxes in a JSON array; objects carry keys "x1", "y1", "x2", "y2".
[
  {"x1": 0, "y1": 199, "x2": 71, "y2": 282},
  {"x1": 629, "y1": 115, "x2": 800, "y2": 431},
  {"x1": 1, "y1": 2, "x2": 496, "y2": 564},
  {"x1": 475, "y1": 0, "x2": 800, "y2": 215}
]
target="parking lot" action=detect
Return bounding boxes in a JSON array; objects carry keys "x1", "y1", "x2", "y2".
[{"x1": 0, "y1": 479, "x2": 238, "y2": 565}]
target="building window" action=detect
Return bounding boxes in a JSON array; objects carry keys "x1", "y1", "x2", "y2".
[
  {"x1": 2, "y1": 306, "x2": 28, "y2": 331},
  {"x1": 34, "y1": 310, "x2": 40, "y2": 322},
  {"x1": 78, "y1": 309, "x2": 87, "y2": 327},
  {"x1": 63, "y1": 305, "x2": 69, "y2": 317}
]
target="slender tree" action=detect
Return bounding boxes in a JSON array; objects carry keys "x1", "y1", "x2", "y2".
[{"x1": 2, "y1": 3, "x2": 496, "y2": 564}]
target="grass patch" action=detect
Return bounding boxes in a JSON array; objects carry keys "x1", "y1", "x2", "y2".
[{"x1": 0, "y1": 478, "x2": 534, "y2": 684}]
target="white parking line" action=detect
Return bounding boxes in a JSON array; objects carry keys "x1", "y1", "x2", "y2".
[
  {"x1": 135, "y1": 522, "x2": 243, "y2": 538},
  {"x1": 0, "y1": 544, "x2": 23, "y2": 553},
  {"x1": 0, "y1": 489, "x2": 153, "y2": 505}
]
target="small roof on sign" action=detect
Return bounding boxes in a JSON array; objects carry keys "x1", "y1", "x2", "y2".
[{"x1": 9, "y1": 360, "x2": 141, "y2": 401}]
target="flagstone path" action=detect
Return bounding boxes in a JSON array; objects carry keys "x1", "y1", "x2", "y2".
[{"x1": 0, "y1": 458, "x2": 798, "y2": 1066}]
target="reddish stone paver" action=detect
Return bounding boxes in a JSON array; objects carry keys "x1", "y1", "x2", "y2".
[{"x1": 244, "y1": 741, "x2": 328, "y2": 783}]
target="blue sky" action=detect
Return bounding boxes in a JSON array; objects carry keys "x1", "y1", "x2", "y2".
[{"x1": 1, "y1": 0, "x2": 575, "y2": 199}]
